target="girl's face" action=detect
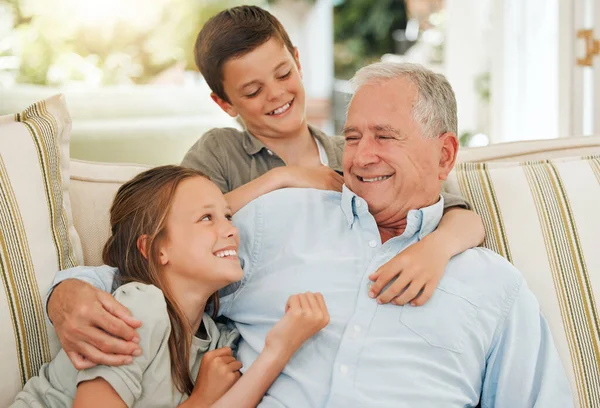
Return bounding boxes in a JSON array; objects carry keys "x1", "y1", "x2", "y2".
[
  {"x1": 214, "y1": 38, "x2": 307, "y2": 139},
  {"x1": 157, "y1": 176, "x2": 243, "y2": 291}
]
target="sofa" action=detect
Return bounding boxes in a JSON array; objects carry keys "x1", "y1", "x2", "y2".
[{"x1": 0, "y1": 95, "x2": 598, "y2": 407}]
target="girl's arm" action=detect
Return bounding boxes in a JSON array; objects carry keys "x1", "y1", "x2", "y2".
[
  {"x1": 369, "y1": 207, "x2": 485, "y2": 305},
  {"x1": 189, "y1": 293, "x2": 330, "y2": 408},
  {"x1": 73, "y1": 378, "x2": 127, "y2": 408},
  {"x1": 226, "y1": 166, "x2": 343, "y2": 213}
]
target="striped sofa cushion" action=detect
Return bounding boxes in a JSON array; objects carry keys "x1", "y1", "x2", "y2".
[
  {"x1": 0, "y1": 94, "x2": 83, "y2": 406},
  {"x1": 446, "y1": 156, "x2": 600, "y2": 408}
]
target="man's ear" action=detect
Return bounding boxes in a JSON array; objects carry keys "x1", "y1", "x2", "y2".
[
  {"x1": 210, "y1": 92, "x2": 238, "y2": 117},
  {"x1": 438, "y1": 132, "x2": 459, "y2": 181},
  {"x1": 293, "y1": 47, "x2": 303, "y2": 79}
]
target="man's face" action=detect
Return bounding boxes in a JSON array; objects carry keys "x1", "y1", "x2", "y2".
[
  {"x1": 214, "y1": 38, "x2": 307, "y2": 139},
  {"x1": 343, "y1": 77, "x2": 453, "y2": 222}
]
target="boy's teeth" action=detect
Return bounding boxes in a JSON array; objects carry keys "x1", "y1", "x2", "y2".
[
  {"x1": 269, "y1": 102, "x2": 291, "y2": 115},
  {"x1": 215, "y1": 249, "x2": 237, "y2": 258},
  {"x1": 361, "y1": 176, "x2": 391, "y2": 182}
]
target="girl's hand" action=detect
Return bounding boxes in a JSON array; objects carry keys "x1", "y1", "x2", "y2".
[
  {"x1": 265, "y1": 292, "x2": 330, "y2": 357},
  {"x1": 277, "y1": 166, "x2": 344, "y2": 192},
  {"x1": 191, "y1": 347, "x2": 242, "y2": 407},
  {"x1": 368, "y1": 235, "x2": 448, "y2": 306}
]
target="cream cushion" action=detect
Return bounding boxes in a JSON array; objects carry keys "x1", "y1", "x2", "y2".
[
  {"x1": 0, "y1": 95, "x2": 83, "y2": 406},
  {"x1": 69, "y1": 159, "x2": 150, "y2": 266},
  {"x1": 445, "y1": 155, "x2": 600, "y2": 408}
]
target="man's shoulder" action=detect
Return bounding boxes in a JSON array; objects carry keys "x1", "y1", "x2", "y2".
[
  {"x1": 245, "y1": 187, "x2": 342, "y2": 211},
  {"x1": 443, "y1": 247, "x2": 524, "y2": 305},
  {"x1": 234, "y1": 188, "x2": 344, "y2": 230}
]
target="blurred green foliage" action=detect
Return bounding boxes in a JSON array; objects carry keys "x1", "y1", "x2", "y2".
[
  {"x1": 333, "y1": 0, "x2": 407, "y2": 79},
  {"x1": 1, "y1": 0, "x2": 258, "y2": 86}
]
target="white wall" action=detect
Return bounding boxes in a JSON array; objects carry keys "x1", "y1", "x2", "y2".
[
  {"x1": 489, "y1": 0, "x2": 560, "y2": 142},
  {"x1": 444, "y1": 0, "x2": 493, "y2": 139},
  {"x1": 269, "y1": 0, "x2": 334, "y2": 101}
]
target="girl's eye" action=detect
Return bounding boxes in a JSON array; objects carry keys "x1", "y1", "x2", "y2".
[
  {"x1": 246, "y1": 89, "x2": 261, "y2": 98},
  {"x1": 278, "y1": 70, "x2": 291, "y2": 79}
]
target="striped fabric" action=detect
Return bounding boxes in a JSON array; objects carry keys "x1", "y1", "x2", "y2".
[
  {"x1": 446, "y1": 156, "x2": 600, "y2": 408},
  {"x1": 0, "y1": 95, "x2": 82, "y2": 406}
]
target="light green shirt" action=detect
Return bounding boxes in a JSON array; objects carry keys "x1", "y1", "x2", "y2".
[{"x1": 12, "y1": 283, "x2": 239, "y2": 408}]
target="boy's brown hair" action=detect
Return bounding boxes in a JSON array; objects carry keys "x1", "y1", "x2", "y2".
[{"x1": 194, "y1": 5, "x2": 296, "y2": 103}]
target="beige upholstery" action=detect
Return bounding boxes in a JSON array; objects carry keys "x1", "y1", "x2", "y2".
[{"x1": 0, "y1": 96, "x2": 83, "y2": 406}]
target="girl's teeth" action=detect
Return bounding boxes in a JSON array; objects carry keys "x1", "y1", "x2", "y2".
[{"x1": 216, "y1": 250, "x2": 237, "y2": 258}]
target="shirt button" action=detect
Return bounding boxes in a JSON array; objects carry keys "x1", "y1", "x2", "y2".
[
  {"x1": 354, "y1": 325, "x2": 362, "y2": 333},
  {"x1": 356, "y1": 200, "x2": 362, "y2": 208},
  {"x1": 340, "y1": 364, "x2": 349, "y2": 375},
  {"x1": 267, "y1": 149, "x2": 273, "y2": 155},
  {"x1": 368, "y1": 240, "x2": 377, "y2": 248}
]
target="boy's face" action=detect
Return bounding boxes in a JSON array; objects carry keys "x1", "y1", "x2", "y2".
[{"x1": 213, "y1": 38, "x2": 306, "y2": 138}]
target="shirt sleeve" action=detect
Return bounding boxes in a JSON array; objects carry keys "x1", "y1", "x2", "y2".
[
  {"x1": 481, "y1": 281, "x2": 574, "y2": 407},
  {"x1": 181, "y1": 130, "x2": 230, "y2": 194},
  {"x1": 76, "y1": 283, "x2": 171, "y2": 407},
  {"x1": 440, "y1": 190, "x2": 471, "y2": 210},
  {"x1": 45, "y1": 265, "x2": 118, "y2": 324}
]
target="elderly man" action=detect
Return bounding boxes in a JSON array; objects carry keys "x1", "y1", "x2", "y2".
[{"x1": 47, "y1": 62, "x2": 571, "y2": 407}]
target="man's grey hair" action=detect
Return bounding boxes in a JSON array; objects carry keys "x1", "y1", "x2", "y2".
[{"x1": 349, "y1": 62, "x2": 457, "y2": 138}]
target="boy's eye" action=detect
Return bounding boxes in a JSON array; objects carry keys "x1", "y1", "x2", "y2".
[
  {"x1": 245, "y1": 88, "x2": 261, "y2": 98},
  {"x1": 278, "y1": 70, "x2": 291, "y2": 79},
  {"x1": 199, "y1": 215, "x2": 211, "y2": 222},
  {"x1": 226, "y1": 214, "x2": 233, "y2": 221}
]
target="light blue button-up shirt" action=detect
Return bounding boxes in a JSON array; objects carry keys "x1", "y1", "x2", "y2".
[{"x1": 51, "y1": 186, "x2": 573, "y2": 407}]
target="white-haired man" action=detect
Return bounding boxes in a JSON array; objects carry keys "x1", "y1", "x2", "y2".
[{"x1": 46, "y1": 62, "x2": 572, "y2": 407}]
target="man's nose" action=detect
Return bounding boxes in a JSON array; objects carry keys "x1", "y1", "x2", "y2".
[{"x1": 354, "y1": 137, "x2": 379, "y2": 167}]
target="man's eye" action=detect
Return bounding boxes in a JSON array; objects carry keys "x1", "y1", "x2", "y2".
[
  {"x1": 345, "y1": 136, "x2": 359, "y2": 141},
  {"x1": 377, "y1": 135, "x2": 393, "y2": 140}
]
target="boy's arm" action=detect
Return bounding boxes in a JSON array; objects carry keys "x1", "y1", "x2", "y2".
[
  {"x1": 369, "y1": 197, "x2": 485, "y2": 306},
  {"x1": 225, "y1": 166, "x2": 342, "y2": 213},
  {"x1": 47, "y1": 266, "x2": 142, "y2": 370},
  {"x1": 481, "y1": 281, "x2": 573, "y2": 407}
]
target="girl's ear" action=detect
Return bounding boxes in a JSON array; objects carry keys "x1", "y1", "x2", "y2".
[{"x1": 137, "y1": 235, "x2": 149, "y2": 259}]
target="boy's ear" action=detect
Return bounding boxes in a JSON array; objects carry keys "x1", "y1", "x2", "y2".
[
  {"x1": 210, "y1": 92, "x2": 238, "y2": 117},
  {"x1": 294, "y1": 47, "x2": 303, "y2": 78}
]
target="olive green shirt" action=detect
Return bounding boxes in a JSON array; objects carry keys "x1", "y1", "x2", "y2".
[
  {"x1": 181, "y1": 125, "x2": 469, "y2": 210},
  {"x1": 12, "y1": 283, "x2": 239, "y2": 408}
]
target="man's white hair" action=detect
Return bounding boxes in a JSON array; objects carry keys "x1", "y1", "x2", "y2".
[{"x1": 349, "y1": 62, "x2": 457, "y2": 138}]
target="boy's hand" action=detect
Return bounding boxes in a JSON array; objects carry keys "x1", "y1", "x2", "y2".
[
  {"x1": 265, "y1": 292, "x2": 330, "y2": 357},
  {"x1": 48, "y1": 279, "x2": 142, "y2": 369},
  {"x1": 368, "y1": 235, "x2": 449, "y2": 306},
  {"x1": 192, "y1": 347, "x2": 242, "y2": 406},
  {"x1": 279, "y1": 166, "x2": 343, "y2": 192}
]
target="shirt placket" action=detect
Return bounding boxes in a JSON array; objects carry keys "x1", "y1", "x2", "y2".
[{"x1": 326, "y1": 198, "x2": 386, "y2": 407}]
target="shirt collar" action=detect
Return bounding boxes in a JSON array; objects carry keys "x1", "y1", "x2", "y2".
[
  {"x1": 242, "y1": 124, "x2": 341, "y2": 168},
  {"x1": 340, "y1": 186, "x2": 445, "y2": 240}
]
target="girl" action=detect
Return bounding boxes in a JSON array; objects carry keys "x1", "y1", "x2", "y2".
[{"x1": 13, "y1": 166, "x2": 329, "y2": 408}]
